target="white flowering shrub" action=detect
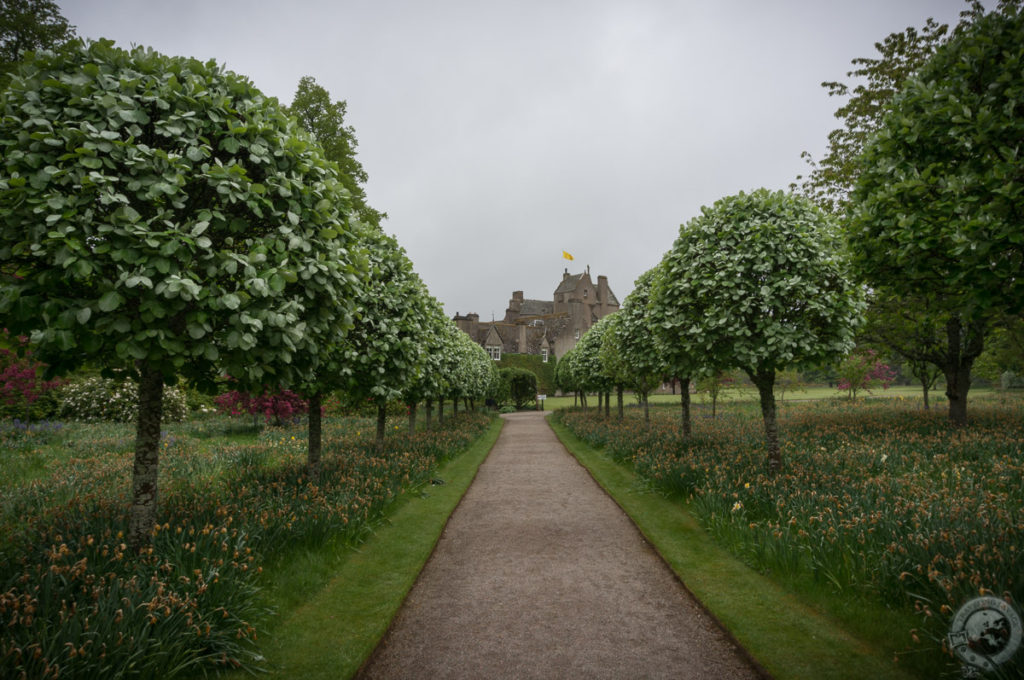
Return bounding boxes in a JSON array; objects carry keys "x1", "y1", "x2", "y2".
[{"x1": 56, "y1": 377, "x2": 188, "y2": 423}]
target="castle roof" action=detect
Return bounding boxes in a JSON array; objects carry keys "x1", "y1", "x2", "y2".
[{"x1": 554, "y1": 272, "x2": 585, "y2": 295}]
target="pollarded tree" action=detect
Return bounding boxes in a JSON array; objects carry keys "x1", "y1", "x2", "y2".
[
  {"x1": 339, "y1": 225, "x2": 433, "y2": 444},
  {"x1": 598, "y1": 312, "x2": 629, "y2": 419},
  {"x1": 849, "y1": 6, "x2": 1024, "y2": 424},
  {"x1": 652, "y1": 189, "x2": 863, "y2": 473},
  {"x1": 573, "y1": 315, "x2": 615, "y2": 417},
  {"x1": 649, "y1": 263, "x2": 704, "y2": 435},
  {"x1": 615, "y1": 268, "x2": 671, "y2": 424},
  {"x1": 449, "y1": 329, "x2": 493, "y2": 414},
  {"x1": 555, "y1": 344, "x2": 583, "y2": 407},
  {"x1": 400, "y1": 297, "x2": 450, "y2": 432},
  {"x1": 0, "y1": 41, "x2": 363, "y2": 547}
]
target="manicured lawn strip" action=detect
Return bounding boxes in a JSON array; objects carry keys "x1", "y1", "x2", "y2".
[
  {"x1": 549, "y1": 417, "x2": 918, "y2": 680},
  {"x1": 541, "y1": 384, "x2": 942, "y2": 412},
  {"x1": 222, "y1": 416, "x2": 503, "y2": 680}
]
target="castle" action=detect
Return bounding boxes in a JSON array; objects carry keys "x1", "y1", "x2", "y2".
[{"x1": 453, "y1": 266, "x2": 619, "y2": 362}]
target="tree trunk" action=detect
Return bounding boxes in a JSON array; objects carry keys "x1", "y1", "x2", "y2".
[
  {"x1": 604, "y1": 390, "x2": 610, "y2": 419},
  {"x1": 408, "y1": 402, "x2": 417, "y2": 435},
  {"x1": 376, "y1": 401, "x2": 387, "y2": 446},
  {"x1": 452, "y1": 396, "x2": 459, "y2": 416},
  {"x1": 438, "y1": 399, "x2": 444, "y2": 423},
  {"x1": 679, "y1": 377, "x2": 691, "y2": 437},
  {"x1": 426, "y1": 399, "x2": 434, "y2": 425},
  {"x1": 711, "y1": 392, "x2": 718, "y2": 419},
  {"x1": 307, "y1": 392, "x2": 323, "y2": 483},
  {"x1": 616, "y1": 386, "x2": 624, "y2": 420},
  {"x1": 942, "y1": 315, "x2": 984, "y2": 427},
  {"x1": 642, "y1": 391, "x2": 650, "y2": 424},
  {"x1": 128, "y1": 365, "x2": 164, "y2": 551},
  {"x1": 750, "y1": 370, "x2": 781, "y2": 475},
  {"x1": 943, "y1": 364, "x2": 971, "y2": 427},
  {"x1": 921, "y1": 381, "x2": 930, "y2": 410}
]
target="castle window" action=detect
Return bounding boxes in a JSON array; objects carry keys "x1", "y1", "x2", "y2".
[
  {"x1": 583, "y1": 288, "x2": 588, "y2": 298},
  {"x1": 574, "y1": 329, "x2": 580, "y2": 340},
  {"x1": 541, "y1": 347, "x2": 549, "y2": 363},
  {"x1": 487, "y1": 345, "x2": 501, "y2": 361}
]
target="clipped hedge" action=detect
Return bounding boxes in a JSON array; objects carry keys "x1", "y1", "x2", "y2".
[{"x1": 497, "y1": 353, "x2": 556, "y2": 394}]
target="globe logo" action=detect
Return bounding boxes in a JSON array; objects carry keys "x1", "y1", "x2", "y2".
[{"x1": 947, "y1": 596, "x2": 1022, "y2": 673}]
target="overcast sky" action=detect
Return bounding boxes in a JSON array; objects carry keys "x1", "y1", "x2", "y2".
[{"x1": 60, "y1": 0, "x2": 968, "y2": 320}]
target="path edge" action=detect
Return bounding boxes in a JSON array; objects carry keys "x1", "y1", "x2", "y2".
[
  {"x1": 350, "y1": 415, "x2": 506, "y2": 678},
  {"x1": 546, "y1": 414, "x2": 776, "y2": 680}
]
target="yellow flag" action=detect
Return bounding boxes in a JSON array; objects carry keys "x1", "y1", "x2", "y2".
[{"x1": 562, "y1": 251, "x2": 574, "y2": 261}]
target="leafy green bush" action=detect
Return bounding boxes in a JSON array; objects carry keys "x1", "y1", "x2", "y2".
[
  {"x1": 57, "y1": 377, "x2": 188, "y2": 423},
  {"x1": 498, "y1": 367, "x2": 537, "y2": 409}
]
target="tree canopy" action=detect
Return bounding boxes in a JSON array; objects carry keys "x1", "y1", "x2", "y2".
[
  {"x1": 0, "y1": 0, "x2": 75, "y2": 78},
  {"x1": 849, "y1": 5, "x2": 1024, "y2": 316},
  {"x1": 289, "y1": 76, "x2": 384, "y2": 228}
]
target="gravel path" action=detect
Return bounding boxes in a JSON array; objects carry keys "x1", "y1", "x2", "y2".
[{"x1": 356, "y1": 411, "x2": 765, "y2": 679}]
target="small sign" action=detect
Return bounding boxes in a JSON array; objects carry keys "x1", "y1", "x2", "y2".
[{"x1": 537, "y1": 394, "x2": 546, "y2": 401}]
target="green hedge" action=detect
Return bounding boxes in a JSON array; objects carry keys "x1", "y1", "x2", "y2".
[{"x1": 497, "y1": 354, "x2": 557, "y2": 394}]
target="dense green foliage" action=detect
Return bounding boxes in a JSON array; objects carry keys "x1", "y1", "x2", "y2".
[
  {"x1": 849, "y1": 7, "x2": 1024, "y2": 315},
  {"x1": 496, "y1": 353, "x2": 556, "y2": 394},
  {"x1": 0, "y1": 41, "x2": 364, "y2": 387}
]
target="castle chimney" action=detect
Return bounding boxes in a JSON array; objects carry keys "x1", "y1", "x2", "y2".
[{"x1": 505, "y1": 290, "x2": 523, "y2": 322}]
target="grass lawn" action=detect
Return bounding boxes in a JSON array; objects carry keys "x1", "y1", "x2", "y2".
[{"x1": 540, "y1": 383, "x2": 936, "y2": 412}]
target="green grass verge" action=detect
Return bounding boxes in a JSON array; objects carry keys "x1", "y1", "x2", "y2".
[
  {"x1": 548, "y1": 416, "x2": 919, "y2": 680},
  {"x1": 221, "y1": 417, "x2": 504, "y2": 680}
]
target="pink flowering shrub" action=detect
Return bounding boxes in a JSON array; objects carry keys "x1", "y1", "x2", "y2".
[
  {"x1": 836, "y1": 349, "x2": 897, "y2": 399},
  {"x1": 215, "y1": 389, "x2": 309, "y2": 425},
  {"x1": 0, "y1": 331, "x2": 63, "y2": 420}
]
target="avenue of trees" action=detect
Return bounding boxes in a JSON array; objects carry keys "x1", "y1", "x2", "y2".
[
  {"x1": 2, "y1": 0, "x2": 1021, "y2": 516},
  {"x1": 559, "y1": 1, "x2": 1024, "y2": 472}
]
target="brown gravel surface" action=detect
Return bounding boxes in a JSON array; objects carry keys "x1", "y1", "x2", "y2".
[{"x1": 356, "y1": 411, "x2": 765, "y2": 680}]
